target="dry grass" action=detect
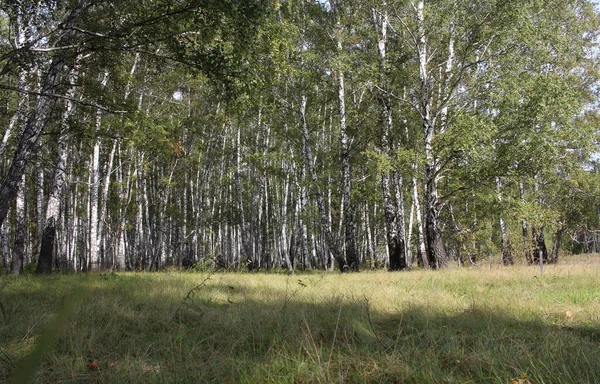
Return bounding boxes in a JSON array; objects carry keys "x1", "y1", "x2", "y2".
[{"x1": 1, "y1": 254, "x2": 599, "y2": 383}]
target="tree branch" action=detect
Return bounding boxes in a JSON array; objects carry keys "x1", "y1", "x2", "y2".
[{"x1": 0, "y1": 84, "x2": 128, "y2": 114}]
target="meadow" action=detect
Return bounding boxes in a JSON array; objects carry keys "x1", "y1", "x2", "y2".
[{"x1": 0, "y1": 256, "x2": 599, "y2": 383}]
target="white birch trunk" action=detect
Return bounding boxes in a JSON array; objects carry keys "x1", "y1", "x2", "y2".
[
  {"x1": 417, "y1": 0, "x2": 449, "y2": 269},
  {"x1": 1, "y1": 217, "x2": 10, "y2": 274},
  {"x1": 13, "y1": 176, "x2": 27, "y2": 274},
  {"x1": 280, "y1": 172, "x2": 293, "y2": 270},
  {"x1": 89, "y1": 134, "x2": 101, "y2": 270},
  {"x1": 36, "y1": 160, "x2": 44, "y2": 254},
  {"x1": 413, "y1": 173, "x2": 428, "y2": 267},
  {"x1": 96, "y1": 141, "x2": 116, "y2": 268}
]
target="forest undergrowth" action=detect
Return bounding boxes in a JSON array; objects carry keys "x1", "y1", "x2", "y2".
[{"x1": 0, "y1": 255, "x2": 599, "y2": 383}]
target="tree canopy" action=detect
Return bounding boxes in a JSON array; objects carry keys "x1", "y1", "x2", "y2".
[{"x1": 0, "y1": 0, "x2": 598, "y2": 274}]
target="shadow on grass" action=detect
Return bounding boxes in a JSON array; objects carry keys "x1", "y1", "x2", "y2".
[{"x1": 0, "y1": 273, "x2": 598, "y2": 383}]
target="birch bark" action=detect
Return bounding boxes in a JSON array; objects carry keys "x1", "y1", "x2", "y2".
[
  {"x1": 417, "y1": 0, "x2": 449, "y2": 268},
  {"x1": 13, "y1": 176, "x2": 27, "y2": 274}
]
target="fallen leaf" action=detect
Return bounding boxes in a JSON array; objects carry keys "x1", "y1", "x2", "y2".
[
  {"x1": 86, "y1": 362, "x2": 99, "y2": 371},
  {"x1": 566, "y1": 311, "x2": 574, "y2": 319}
]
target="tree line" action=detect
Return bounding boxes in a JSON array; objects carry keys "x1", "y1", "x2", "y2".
[{"x1": 0, "y1": 0, "x2": 599, "y2": 274}]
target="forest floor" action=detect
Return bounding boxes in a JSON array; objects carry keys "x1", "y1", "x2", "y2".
[{"x1": 0, "y1": 255, "x2": 599, "y2": 383}]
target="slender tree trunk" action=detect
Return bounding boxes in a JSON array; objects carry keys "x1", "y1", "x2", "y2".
[
  {"x1": 519, "y1": 181, "x2": 533, "y2": 264},
  {"x1": 383, "y1": 172, "x2": 402, "y2": 270},
  {"x1": 69, "y1": 160, "x2": 81, "y2": 271},
  {"x1": 299, "y1": 187, "x2": 311, "y2": 270},
  {"x1": 0, "y1": 113, "x2": 17, "y2": 158},
  {"x1": 418, "y1": 0, "x2": 449, "y2": 269},
  {"x1": 89, "y1": 136, "x2": 101, "y2": 270},
  {"x1": 533, "y1": 227, "x2": 548, "y2": 264},
  {"x1": 142, "y1": 172, "x2": 151, "y2": 270},
  {"x1": 413, "y1": 174, "x2": 428, "y2": 268},
  {"x1": 155, "y1": 162, "x2": 175, "y2": 269},
  {"x1": 191, "y1": 155, "x2": 202, "y2": 266},
  {"x1": 338, "y1": 70, "x2": 358, "y2": 271},
  {"x1": 114, "y1": 143, "x2": 131, "y2": 270},
  {"x1": 393, "y1": 172, "x2": 408, "y2": 269},
  {"x1": 280, "y1": 171, "x2": 293, "y2": 270},
  {"x1": 496, "y1": 177, "x2": 513, "y2": 265},
  {"x1": 330, "y1": 0, "x2": 358, "y2": 271},
  {"x1": 407, "y1": 192, "x2": 415, "y2": 265},
  {"x1": 262, "y1": 151, "x2": 271, "y2": 269},
  {"x1": 97, "y1": 140, "x2": 116, "y2": 269},
  {"x1": 365, "y1": 202, "x2": 375, "y2": 269},
  {"x1": 372, "y1": 4, "x2": 405, "y2": 270},
  {"x1": 134, "y1": 154, "x2": 145, "y2": 270},
  {"x1": 423, "y1": 126, "x2": 449, "y2": 270},
  {"x1": 550, "y1": 228, "x2": 563, "y2": 264},
  {"x1": 1, "y1": 219, "x2": 10, "y2": 274},
  {"x1": 13, "y1": 176, "x2": 27, "y2": 274},
  {"x1": 36, "y1": 159, "x2": 44, "y2": 255}
]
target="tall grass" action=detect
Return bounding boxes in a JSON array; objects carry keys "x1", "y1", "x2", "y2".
[{"x1": 0, "y1": 255, "x2": 599, "y2": 383}]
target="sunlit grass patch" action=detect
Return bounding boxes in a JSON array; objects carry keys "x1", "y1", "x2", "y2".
[{"x1": 0, "y1": 257, "x2": 599, "y2": 383}]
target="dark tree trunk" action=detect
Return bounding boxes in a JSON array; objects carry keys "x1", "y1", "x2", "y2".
[
  {"x1": 424, "y1": 171, "x2": 449, "y2": 269},
  {"x1": 388, "y1": 238, "x2": 403, "y2": 271},
  {"x1": 501, "y1": 238, "x2": 513, "y2": 266},
  {"x1": 550, "y1": 228, "x2": 563, "y2": 264},
  {"x1": 522, "y1": 223, "x2": 533, "y2": 264},
  {"x1": 37, "y1": 219, "x2": 56, "y2": 274},
  {"x1": 393, "y1": 172, "x2": 408, "y2": 270},
  {"x1": 385, "y1": 175, "x2": 406, "y2": 271},
  {"x1": 425, "y1": 214, "x2": 449, "y2": 269},
  {"x1": 500, "y1": 213, "x2": 513, "y2": 266},
  {"x1": 532, "y1": 227, "x2": 548, "y2": 264}
]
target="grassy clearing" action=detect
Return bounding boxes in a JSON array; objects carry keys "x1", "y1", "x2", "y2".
[{"x1": 0, "y1": 255, "x2": 599, "y2": 383}]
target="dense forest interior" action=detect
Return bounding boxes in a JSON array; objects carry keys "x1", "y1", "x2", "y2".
[{"x1": 0, "y1": 0, "x2": 599, "y2": 274}]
